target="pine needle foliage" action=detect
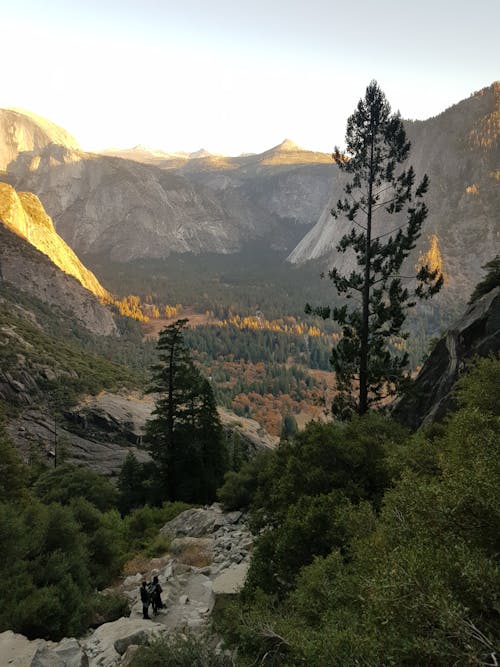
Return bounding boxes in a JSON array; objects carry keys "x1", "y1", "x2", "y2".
[
  {"x1": 145, "y1": 319, "x2": 227, "y2": 503},
  {"x1": 307, "y1": 81, "x2": 443, "y2": 418}
]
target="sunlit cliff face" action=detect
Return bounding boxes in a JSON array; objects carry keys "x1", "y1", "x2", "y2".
[
  {"x1": 0, "y1": 182, "x2": 109, "y2": 300},
  {"x1": 418, "y1": 233, "x2": 444, "y2": 282}
]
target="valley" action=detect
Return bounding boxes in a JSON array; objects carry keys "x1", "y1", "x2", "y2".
[
  {"x1": 0, "y1": 79, "x2": 498, "y2": 666},
  {"x1": 1, "y1": 84, "x2": 498, "y2": 444}
]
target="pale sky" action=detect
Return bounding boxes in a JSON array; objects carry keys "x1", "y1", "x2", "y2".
[{"x1": 1, "y1": 0, "x2": 498, "y2": 155}]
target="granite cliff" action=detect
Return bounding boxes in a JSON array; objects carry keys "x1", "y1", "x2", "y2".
[
  {"x1": 0, "y1": 108, "x2": 79, "y2": 170},
  {"x1": 0, "y1": 182, "x2": 109, "y2": 300},
  {"x1": 2, "y1": 112, "x2": 335, "y2": 259},
  {"x1": 288, "y1": 82, "x2": 500, "y2": 299}
]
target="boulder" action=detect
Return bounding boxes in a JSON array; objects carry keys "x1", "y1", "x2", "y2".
[
  {"x1": 0, "y1": 631, "x2": 46, "y2": 667},
  {"x1": 53, "y1": 638, "x2": 89, "y2": 667},
  {"x1": 393, "y1": 287, "x2": 500, "y2": 429},
  {"x1": 212, "y1": 561, "x2": 251, "y2": 595},
  {"x1": 81, "y1": 618, "x2": 165, "y2": 667},
  {"x1": 30, "y1": 646, "x2": 65, "y2": 667}
]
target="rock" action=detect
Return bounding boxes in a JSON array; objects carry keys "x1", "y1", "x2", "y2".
[
  {"x1": 212, "y1": 562, "x2": 251, "y2": 595},
  {"x1": 7, "y1": 408, "x2": 150, "y2": 477},
  {"x1": 53, "y1": 638, "x2": 89, "y2": 667},
  {"x1": 161, "y1": 506, "x2": 219, "y2": 538},
  {"x1": 179, "y1": 595, "x2": 189, "y2": 605},
  {"x1": 120, "y1": 645, "x2": 140, "y2": 667},
  {"x1": 393, "y1": 287, "x2": 500, "y2": 429},
  {"x1": 0, "y1": 631, "x2": 46, "y2": 667},
  {"x1": 81, "y1": 618, "x2": 165, "y2": 667},
  {"x1": 30, "y1": 646, "x2": 65, "y2": 667},
  {"x1": 114, "y1": 630, "x2": 151, "y2": 655},
  {"x1": 122, "y1": 574, "x2": 143, "y2": 588}
]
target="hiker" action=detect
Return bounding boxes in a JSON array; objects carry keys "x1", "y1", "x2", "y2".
[
  {"x1": 150, "y1": 575, "x2": 164, "y2": 615},
  {"x1": 140, "y1": 581, "x2": 150, "y2": 619}
]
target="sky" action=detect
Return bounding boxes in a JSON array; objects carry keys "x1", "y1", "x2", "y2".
[{"x1": 1, "y1": 0, "x2": 498, "y2": 155}]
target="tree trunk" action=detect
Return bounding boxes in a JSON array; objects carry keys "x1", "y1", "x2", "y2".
[{"x1": 359, "y1": 131, "x2": 374, "y2": 415}]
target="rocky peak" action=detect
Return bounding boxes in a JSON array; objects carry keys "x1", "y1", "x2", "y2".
[
  {"x1": 0, "y1": 108, "x2": 79, "y2": 170},
  {"x1": 277, "y1": 138, "x2": 301, "y2": 151}
]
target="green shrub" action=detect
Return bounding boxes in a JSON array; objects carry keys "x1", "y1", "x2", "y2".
[
  {"x1": 88, "y1": 592, "x2": 130, "y2": 627},
  {"x1": 33, "y1": 464, "x2": 119, "y2": 511},
  {"x1": 144, "y1": 534, "x2": 171, "y2": 558},
  {"x1": 128, "y1": 632, "x2": 233, "y2": 666},
  {"x1": 217, "y1": 452, "x2": 270, "y2": 511},
  {"x1": 123, "y1": 501, "x2": 192, "y2": 554}
]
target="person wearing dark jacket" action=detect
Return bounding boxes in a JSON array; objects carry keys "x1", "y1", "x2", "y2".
[
  {"x1": 151, "y1": 575, "x2": 163, "y2": 615},
  {"x1": 140, "y1": 581, "x2": 150, "y2": 619}
]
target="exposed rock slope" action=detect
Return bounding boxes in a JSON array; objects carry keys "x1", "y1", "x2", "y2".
[
  {"x1": 6, "y1": 144, "x2": 256, "y2": 260},
  {"x1": 6, "y1": 390, "x2": 276, "y2": 477},
  {"x1": 0, "y1": 224, "x2": 116, "y2": 335},
  {"x1": 393, "y1": 286, "x2": 500, "y2": 429},
  {"x1": 0, "y1": 182, "x2": 109, "y2": 299}
]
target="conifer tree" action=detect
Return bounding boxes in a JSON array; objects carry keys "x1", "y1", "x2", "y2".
[
  {"x1": 145, "y1": 319, "x2": 226, "y2": 502},
  {"x1": 307, "y1": 81, "x2": 442, "y2": 418}
]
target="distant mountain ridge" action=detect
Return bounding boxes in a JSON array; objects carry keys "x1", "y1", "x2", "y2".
[
  {"x1": 1, "y1": 115, "x2": 335, "y2": 259},
  {"x1": 0, "y1": 83, "x2": 498, "y2": 300}
]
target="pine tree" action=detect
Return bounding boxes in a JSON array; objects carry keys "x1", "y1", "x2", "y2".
[
  {"x1": 307, "y1": 81, "x2": 442, "y2": 418},
  {"x1": 145, "y1": 319, "x2": 226, "y2": 502}
]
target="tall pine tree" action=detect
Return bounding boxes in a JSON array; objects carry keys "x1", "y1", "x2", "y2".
[
  {"x1": 307, "y1": 81, "x2": 442, "y2": 418},
  {"x1": 145, "y1": 319, "x2": 226, "y2": 503}
]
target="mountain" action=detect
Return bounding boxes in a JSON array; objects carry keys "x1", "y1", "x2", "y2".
[
  {"x1": 1, "y1": 84, "x2": 498, "y2": 284},
  {"x1": 2, "y1": 119, "x2": 335, "y2": 258},
  {"x1": 0, "y1": 182, "x2": 116, "y2": 336},
  {"x1": 0, "y1": 223, "x2": 116, "y2": 336},
  {"x1": 0, "y1": 182, "x2": 109, "y2": 300},
  {"x1": 288, "y1": 82, "x2": 500, "y2": 299},
  {"x1": 0, "y1": 108, "x2": 79, "y2": 170},
  {"x1": 4, "y1": 143, "x2": 255, "y2": 260}
]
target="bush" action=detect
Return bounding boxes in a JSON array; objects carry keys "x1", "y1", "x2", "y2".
[
  {"x1": 128, "y1": 632, "x2": 233, "y2": 666},
  {"x1": 123, "y1": 501, "x2": 192, "y2": 554},
  {"x1": 88, "y1": 592, "x2": 130, "y2": 627},
  {"x1": 217, "y1": 452, "x2": 270, "y2": 511},
  {"x1": 33, "y1": 464, "x2": 119, "y2": 511},
  {"x1": 219, "y1": 359, "x2": 500, "y2": 665}
]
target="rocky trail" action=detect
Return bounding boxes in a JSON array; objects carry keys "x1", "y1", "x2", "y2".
[{"x1": 0, "y1": 504, "x2": 252, "y2": 667}]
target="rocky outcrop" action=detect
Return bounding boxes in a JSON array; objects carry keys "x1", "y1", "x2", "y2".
[
  {"x1": 393, "y1": 286, "x2": 500, "y2": 429},
  {"x1": 0, "y1": 225, "x2": 116, "y2": 336},
  {"x1": 7, "y1": 407, "x2": 150, "y2": 477},
  {"x1": 0, "y1": 182, "x2": 110, "y2": 300},
  {"x1": 0, "y1": 631, "x2": 88, "y2": 667},
  {"x1": 6, "y1": 390, "x2": 276, "y2": 477},
  {"x1": 219, "y1": 407, "x2": 279, "y2": 452}
]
